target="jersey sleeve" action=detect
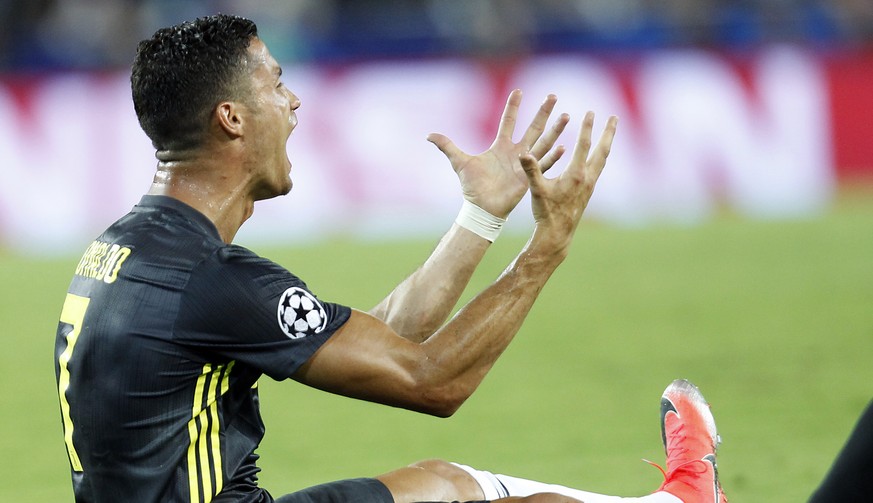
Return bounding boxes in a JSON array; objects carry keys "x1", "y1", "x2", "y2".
[{"x1": 174, "y1": 244, "x2": 351, "y2": 381}]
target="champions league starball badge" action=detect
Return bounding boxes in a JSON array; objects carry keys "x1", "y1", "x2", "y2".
[{"x1": 277, "y1": 287, "x2": 327, "y2": 339}]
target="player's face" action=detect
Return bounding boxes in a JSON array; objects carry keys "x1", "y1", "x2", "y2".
[{"x1": 243, "y1": 38, "x2": 300, "y2": 201}]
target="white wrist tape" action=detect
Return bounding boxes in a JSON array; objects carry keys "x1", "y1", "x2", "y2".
[{"x1": 455, "y1": 200, "x2": 506, "y2": 242}]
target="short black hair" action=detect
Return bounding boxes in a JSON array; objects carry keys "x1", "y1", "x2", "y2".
[{"x1": 131, "y1": 14, "x2": 258, "y2": 150}]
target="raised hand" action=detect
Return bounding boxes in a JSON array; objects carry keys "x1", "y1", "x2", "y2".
[
  {"x1": 427, "y1": 90, "x2": 570, "y2": 219},
  {"x1": 519, "y1": 112, "x2": 618, "y2": 255}
]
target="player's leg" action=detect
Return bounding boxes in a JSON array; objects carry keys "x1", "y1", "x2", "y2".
[
  {"x1": 386, "y1": 460, "x2": 678, "y2": 503},
  {"x1": 273, "y1": 478, "x2": 394, "y2": 503},
  {"x1": 808, "y1": 399, "x2": 873, "y2": 502},
  {"x1": 375, "y1": 458, "x2": 486, "y2": 502},
  {"x1": 378, "y1": 379, "x2": 727, "y2": 503}
]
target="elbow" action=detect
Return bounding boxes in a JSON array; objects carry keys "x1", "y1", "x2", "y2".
[
  {"x1": 417, "y1": 399, "x2": 463, "y2": 419},
  {"x1": 412, "y1": 382, "x2": 471, "y2": 418},
  {"x1": 425, "y1": 399, "x2": 462, "y2": 418},
  {"x1": 400, "y1": 350, "x2": 480, "y2": 417}
]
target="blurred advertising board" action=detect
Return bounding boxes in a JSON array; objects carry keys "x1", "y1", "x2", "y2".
[{"x1": 1, "y1": 47, "x2": 869, "y2": 253}]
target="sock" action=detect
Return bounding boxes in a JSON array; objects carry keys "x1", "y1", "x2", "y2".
[{"x1": 451, "y1": 463, "x2": 681, "y2": 503}]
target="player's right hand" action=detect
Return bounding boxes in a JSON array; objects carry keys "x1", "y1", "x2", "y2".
[{"x1": 427, "y1": 89, "x2": 570, "y2": 219}]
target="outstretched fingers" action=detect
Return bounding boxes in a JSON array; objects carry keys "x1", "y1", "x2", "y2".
[
  {"x1": 495, "y1": 89, "x2": 523, "y2": 142},
  {"x1": 496, "y1": 92, "x2": 566, "y2": 171},
  {"x1": 529, "y1": 112, "x2": 569, "y2": 173},
  {"x1": 587, "y1": 115, "x2": 619, "y2": 182},
  {"x1": 519, "y1": 113, "x2": 619, "y2": 239},
  {"x1": 568, "y1": 112, "x2": 618, "y2": 184},
  {"x1": 519, "y1": 94, "x2": 559, "y2": 152},
  {"x1": 568, "y1": 112, "x2": 595, "y2": 171}
]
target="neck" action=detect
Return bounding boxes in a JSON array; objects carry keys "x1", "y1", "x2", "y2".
[{"x1": 149, "y1": 150, "x2": 254, "y2": 243}]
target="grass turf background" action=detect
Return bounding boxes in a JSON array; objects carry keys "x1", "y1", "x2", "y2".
[{"x1": 2, "y1": 188, "x2": 871, "y2": 501}]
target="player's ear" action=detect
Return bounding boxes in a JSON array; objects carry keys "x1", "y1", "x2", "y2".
[{"x1": 215, "y1": 101, "x2": 244, "y2": 139}]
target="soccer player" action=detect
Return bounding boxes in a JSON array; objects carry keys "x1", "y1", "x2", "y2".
[{"x1": 54, "y1": 14, "x2": 727, "y2": 503}]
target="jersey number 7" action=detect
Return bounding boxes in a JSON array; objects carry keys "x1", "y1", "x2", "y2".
[{"x1": 57, "y1": 293, "x2": 90, "y2": 472}]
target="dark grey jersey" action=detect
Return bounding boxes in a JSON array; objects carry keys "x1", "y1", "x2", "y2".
[{"x1": 55, "y1": 195, "x2": 350, "y2": 502}]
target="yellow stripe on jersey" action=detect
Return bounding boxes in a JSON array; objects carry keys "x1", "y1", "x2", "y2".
[
  {"x1": 212, "y1": 361, "x2": 234, "y2": 495},
  {"x1": 197, "y1": 376, "x2": 215, "y2": 499},
  {"x1": 187, "y1": 365, "x2": 209, "y2": 503},
  {"x1": 186, "y1": 362, "x2": 233, "y2": 503}
]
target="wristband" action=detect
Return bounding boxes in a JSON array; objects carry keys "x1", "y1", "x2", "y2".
[{"x1": 455, "y1": 200, "x2": 506, "y2": 242}]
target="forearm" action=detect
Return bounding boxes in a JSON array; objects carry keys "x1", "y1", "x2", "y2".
[
  {"x1": 369, "y1": 223, "x2": 491, "y2": 342},
  {"x1": 292, "y1": 237, "x2": 565, "y2": 418},
  {"x1": 415, "y1": 236, "x2": 565, "y2": 409}
]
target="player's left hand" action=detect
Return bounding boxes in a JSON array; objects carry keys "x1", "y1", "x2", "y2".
[{"x1": 427, "y1": 89, "x2": 569, "y2": 219}]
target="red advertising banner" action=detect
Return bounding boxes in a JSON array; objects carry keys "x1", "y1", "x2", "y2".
[{"x1": 827, "y1": 50, "x2": 873, "y2": 179}]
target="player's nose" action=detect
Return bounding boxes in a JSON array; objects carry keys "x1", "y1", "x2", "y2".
[{"x1": 287, "y1": 89, "x2": 301, "y2": 111}]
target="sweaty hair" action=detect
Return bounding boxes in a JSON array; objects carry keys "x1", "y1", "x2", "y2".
[{"x1": 131, "y1": 14, "x2": 258, "y2": 150}]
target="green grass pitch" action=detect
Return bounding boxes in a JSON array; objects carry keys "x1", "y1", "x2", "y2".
[{"x1": 2, "y1": 189, "x2": 871, "y2": 501}]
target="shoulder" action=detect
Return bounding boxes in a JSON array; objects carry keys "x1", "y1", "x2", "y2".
[
  {"x1": 205, "y1": 244, "x2": 305, "y2": 287},
  {"x1": 184, "y1": 244, "x2": 318, "y2": 320}
]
